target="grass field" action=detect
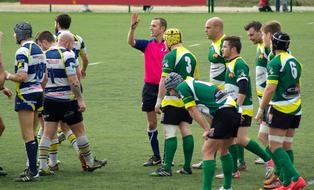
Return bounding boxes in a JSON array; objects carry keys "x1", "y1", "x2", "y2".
[{"x1": 0, "y1": 12, "x2": 314, "y2": 190}]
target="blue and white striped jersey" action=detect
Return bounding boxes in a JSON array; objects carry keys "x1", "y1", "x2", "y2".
[
  {"x1": 15, "y1": 40, "x2": 46, "y2": 95},
  {"x1": 56, "y1": 30, "x2": 87, "y2": 66},
  {"x1": 44, "y1": 46, "x2": 77, "y2": 101}
]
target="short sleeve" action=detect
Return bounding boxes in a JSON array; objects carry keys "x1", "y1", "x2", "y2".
[
  {"x1": 235, "y1": 60, "x2": 249, "y2": 83},
  {"x1": 161, "y1": 52, "x2": 176, "y2": 77},
  {"x1": 134, "y1": 39, "x2": 150, "y2": 52},
  {"x1": 15, "y1": 51, "x2": 28, "y2": 73},
  {"x1": 64, "y1": 51, "x2": 77, "y2": 76}
]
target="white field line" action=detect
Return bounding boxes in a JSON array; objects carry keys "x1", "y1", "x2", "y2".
[
  {"x1": 89, "y1": 62, "x2": 103, "y2": 66},
  {"x1": 189, "y1": 44, "x2": 200, "y2": 47},
  {"x1": 307, "y1": 22, "x2": 314, "y2": 24}
]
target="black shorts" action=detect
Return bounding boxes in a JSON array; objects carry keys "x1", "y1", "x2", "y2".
[
  {"x1": 161, "y1": 106, "x2": 192, "y2": 125},
  {"x1": 263, "y1": 104, "x2": 271, "y2": 122},
  {"x1": 43, "y1": 98, "x2": 83, "y2": 126},
  {"x1": 268, "y1": 107, "x2": 301, "y2": 129},
  {"x1": 142, "y1": 83, "x2": 159, "y2": 112},
  {"x1": 240, "y1": 115, "x2": 252, "y2": 127},
  {"x1": 209, "y1": 107, "x2": 241, "y2": 139}
]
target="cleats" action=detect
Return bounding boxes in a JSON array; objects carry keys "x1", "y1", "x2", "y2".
[
  {"x1": 86, "y1": 158, "x2": 107, "y2": 172},
  {"x1": 176, "y1": 167, "x2": 192, "y2": 175},
  {"x1": 264, "y1": 167, "x2": 274, "y2": 182},
  {"x1": 48, "y1": 164, "x2": 59, "y2": 171},
  {"x1": 255, "y1": 157, "x2": 266, "y2": 165},
  {"x1": 192, "y1": 161, "x2": 202, "y2": 169},
  {"x1": 238, "y1": 162, "x2": 248, "y2": 171},
  {"x1": 39, "y1": 168, "x2": 54, "y2": 176},
  {"x1": 79, "y1": 153, "x2": 87, "y2": 171},
  {"x1": 150, "y1": 167, "x2": 172, "y2": 177},
  {"x1": 143, "y1": 155, "x2": 161, "y2": 167},
  {"x1": 289, "y1": 177, "x2": 306, "y2": 190},
  {"x1": 15, "y1": 169, "x2": 39, "y2": 182},
  {"x1": 0, "y1": 167, "x2": 7, "y2": 176},
  {"x1": 264, "y1": 176, "x2": 281, "y2": 189},
  {"x1": 216, "y1": 170, "x2": 240, "y2": 179}
]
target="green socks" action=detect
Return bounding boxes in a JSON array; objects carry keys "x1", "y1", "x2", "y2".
[
  {"x1": 182, "y1": 135, "x2": 194, "y2": 170},
  {"x1": 202, "y1": 160, "x2": 216, "y2": 190},
  {"x1": 229, "y1": 144, "x2": 239, "y2": 173},
  {"x1": 238, "y1": 145, "x2": 245, "y2": 165},
  {"x1": 221, "y1": 154, "x2": 233, "y2": 189},
  {"x1": 266, "y1": 146, "x2": 281, "y2": 177},
  {"x1": 273, "y1": 147, "x2": 300, "y2": 184},
  {"x1": 245, "y1": 140, "x2": 271, "y2": 162},
  {"x1": 164, "y1": 137, "x2": 177, "y2": 172}
]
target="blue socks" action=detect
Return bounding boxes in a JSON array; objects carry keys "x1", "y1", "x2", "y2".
[{"x1": 148, "y1": 130, "x2": 160, "y2": 158}]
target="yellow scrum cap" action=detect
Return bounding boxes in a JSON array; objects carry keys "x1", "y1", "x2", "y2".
[{"x1": 164, "y1": 28, "x2": 182, "y2": 50}]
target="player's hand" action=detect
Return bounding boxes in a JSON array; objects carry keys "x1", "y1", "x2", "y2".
[
  {"x1": 2, "y1": 87, "x2": 12, "y2": 98},
  {"x1": 77, "y1": 99, "x2": 86, "y2": 112},
  {"x1": 154, "y1": 103, "x2": 162, "y2": 114},
  {"x1": 0, "y1": 117, "x2": 5, "y2": 136},
  {"x1": 130, "y1": 13, "x2": 140, "y2": 30},
  {"x1": 154, "y1": 98, "x2": 162, "y2": 114},
  {"x1": 203, "y1": 128, "x2": 214, "y2": 140},
  {"x1": 255, "y1": 107, "x2": 264, "y2": 124},
  {"x1": 81, "y1": 69, "x2": 86, "y2": 79}
]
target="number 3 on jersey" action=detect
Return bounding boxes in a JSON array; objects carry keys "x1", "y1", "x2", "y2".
[{"x1": 185, "y1": 56, "x2": 192, "y2": 74}]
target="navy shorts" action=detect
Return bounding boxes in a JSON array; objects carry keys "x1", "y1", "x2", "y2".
[
  {"x1": 15, "y1": 92, "x2": 43, "y2": 112},
  {"x1": 209, "y1": 107, "x2": 241, "y2": 139},
  {"x1": 142, "y1": 83, "x2": 159, "y2": 112}
]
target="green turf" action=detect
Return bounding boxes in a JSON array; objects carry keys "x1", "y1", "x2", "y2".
[{"x1": 0, "y1": 12, "x2": 314, "y2": 190}]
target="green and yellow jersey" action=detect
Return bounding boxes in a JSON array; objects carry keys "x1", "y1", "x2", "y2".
[
  {"x1": 267, "y1": 51, "x2": 302, "y2": 115},
  {"x1": 224, "y1": 57, "x2": 253, "y2": 117},
  {"x1": 176, "y1": 77, "x2": 238, "y2": 116},
  {"x1": 255, "y1": 43, "x2": 271, "y2": 98},
  {"x1": 208, "y1": 35, "x2": 226, "y2": 89},
  {"x1": 161, "y1": 46, "x2": 199, "y2": 108}
]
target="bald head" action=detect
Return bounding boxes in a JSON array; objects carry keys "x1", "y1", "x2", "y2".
[
  {"x1": 58, "y1": 32, "x2": 74, "y2": 50},
  {"x1": 205, "y1": 17, "x2": 224, "y2": 41}
]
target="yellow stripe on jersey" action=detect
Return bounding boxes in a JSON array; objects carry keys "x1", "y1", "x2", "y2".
[
  {"x1": 267, "y1": 80, "x2": 278, "y2": 85},
  {"x1": 185, "y1": 101, "x2": 197, "y2": 110},
  {"x1": 162, "y1": 96, "x2": 185, "y2": 108},
  {"x1": 212, "y1": 34, "x2": 225, "y2": 56},
  {"x1": 272, "y1": 98, "x2": 301, "y2": 114},
  {"x1": 242, "y1": 108, "x2": 253, "y2": 117},
  {"x1": 256, "y1": 89, "x2": 263, "y2": 97}
]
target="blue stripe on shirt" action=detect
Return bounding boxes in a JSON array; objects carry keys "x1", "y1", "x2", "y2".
[
  {"x1": 134, "y1": 39, "x2": 152, "y2": 52},
  {"x1": 45, "y1": 86, "x2": 71, "y2": 93}
]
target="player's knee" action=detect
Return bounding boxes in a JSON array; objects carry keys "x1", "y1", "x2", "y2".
[
  {"x1": 237, "y1": 136, "x2": 249, "y2": 146},
  {"x1": 164, "y1": 124, "x2": 177, "y2": 139},
  {"x1": 147, "y1": 121, "x2": 157, "y2": 130}
]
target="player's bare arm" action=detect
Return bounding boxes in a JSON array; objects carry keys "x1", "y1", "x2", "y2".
[{"x1": 127, "y1": 13, "x2": 140, "y2": 46}]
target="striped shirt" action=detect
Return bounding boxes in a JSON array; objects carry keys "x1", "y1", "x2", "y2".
[
  {"x1": 56, "y1": 30, "x2": 87, "y2": 66},
  {"x1": 44, "y1": 46, "x2": 77, "y2": 101},
  {"x1": 15, "y1": 40, "x2": 45, "y2": 95}
]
